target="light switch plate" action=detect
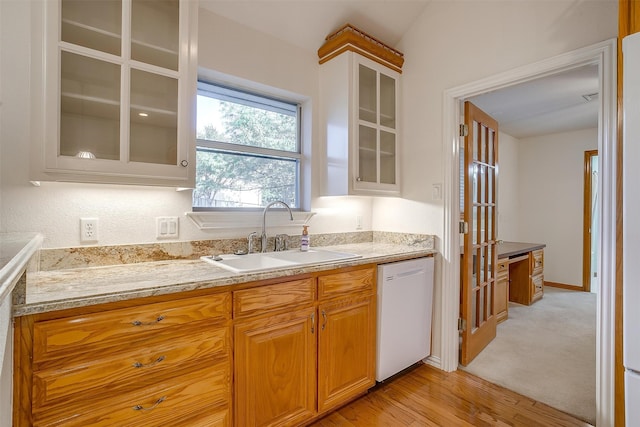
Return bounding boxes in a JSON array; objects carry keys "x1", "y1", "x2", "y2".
[{"x1": 156, "y1": 217, "x2": 179, "y2": 239}]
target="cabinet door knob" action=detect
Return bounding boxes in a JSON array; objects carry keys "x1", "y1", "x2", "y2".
[
  {"x1": 356, "y1": 177, "x2": 362, "y2": 182},
  {"x1": 180, "y1": 160, "x2": 188, "y2": 167}
]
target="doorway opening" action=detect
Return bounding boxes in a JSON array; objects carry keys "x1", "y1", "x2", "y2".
[
  {"x1": 439, "y1": 39, "x2": 617, "y2": 427},
  {"x1": 583, "y1": 150, "x2": 599, "y2": 294}
]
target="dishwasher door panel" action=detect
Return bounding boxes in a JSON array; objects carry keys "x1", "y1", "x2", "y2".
[{"x1": 376, "y1": 257, "x2": 434, "y2": 381}]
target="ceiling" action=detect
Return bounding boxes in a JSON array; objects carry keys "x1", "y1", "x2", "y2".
[
  {"x1": 198, "y1": 1, "x2": 600, "y2": 139},
  {"x1": 469, "y1": 64, "x2": 600, "y2": 139}
]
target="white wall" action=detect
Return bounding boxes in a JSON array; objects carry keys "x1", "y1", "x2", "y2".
[
  {"x1": 0, "y1": 3, "x2": 372, "y2": 248},
  {"x1": 517, "y1": 127, "x2": 597, "y2": 287},
  {"x1": 497, "y1": 132, "x2": 521, "y2": 241},
  {"x1": 391, "y1": 0, "x2": 616, "y2": 362}
]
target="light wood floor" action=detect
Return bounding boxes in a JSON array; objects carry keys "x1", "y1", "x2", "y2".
[{"x1": 310, "y1": 364, "x2": 592, "y2": 427}]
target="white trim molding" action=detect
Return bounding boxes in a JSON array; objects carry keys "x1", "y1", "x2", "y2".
[
  {"x1": 186, "y1": 211, "x2": 315, "y2": 231},
  {"x1": 441, "y1": 39, "x2": 617, "y2": 427}
]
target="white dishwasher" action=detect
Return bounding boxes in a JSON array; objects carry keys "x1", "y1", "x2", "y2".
[{"x1": 376, "y1": 257, "x2": 434, "y2": 381}]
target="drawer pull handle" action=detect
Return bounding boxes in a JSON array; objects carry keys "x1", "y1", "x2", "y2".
[
  {"x1": 322, "y1": 310, "x2": 327, "y2": 331},
  {"x1": 133, "y1": 355, "x2": 166, "y2": 368},
  {"x1": 133, "y1": 396, "x2": 166, "y2": 411},
  {"x1": 132, "y1": 315, "x2": 165, "y2": 326},
  {"x1": 311, "y1": 313, "x2": 315, "y2": 334}
]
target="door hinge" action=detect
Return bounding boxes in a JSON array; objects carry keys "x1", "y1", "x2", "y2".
[
  {"x1": 459, "y1": 221, "x2": 469, "y2": 234},
  {"x1": 458, "y1": 318, "x2": 467, "y2": 332},
  {"x1": 459, "y1": 124, "x2": 469, "y2": 137}
]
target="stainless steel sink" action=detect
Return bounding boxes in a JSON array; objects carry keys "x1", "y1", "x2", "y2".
[{"x1": 201, "y1": 249, "x2": 361, "y2": 273}]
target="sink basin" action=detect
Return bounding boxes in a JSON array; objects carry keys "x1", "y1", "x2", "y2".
[
  {"x1": 267, "y1": 249, "x2": 362, "y2": 264},
  {"x1": 201, "y1": 249, "x2": 361, "y2": 273}
]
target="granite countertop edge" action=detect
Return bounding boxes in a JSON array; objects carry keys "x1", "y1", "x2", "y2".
[
  {"x1": 16, "y1": 243, "x2": 437, "y2": 317},
  {"x1": 0, "y1": 233, "x2": 43, "y2": 305}
]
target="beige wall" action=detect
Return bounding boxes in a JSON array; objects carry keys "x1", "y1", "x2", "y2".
[
  {"x1": 517, "y1": 127, "x2": 598, "y2": 287},
  {"x1": 497, "y1": 132, "x2": 521, "y2": 241}
]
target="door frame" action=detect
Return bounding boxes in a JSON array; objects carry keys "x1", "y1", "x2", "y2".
[
  {"x1": 439, "y1": 39, "x2": 617, "y2": 427},
  {"x1": 583, "y1": 149, "x2": 599, "y2": 293}
]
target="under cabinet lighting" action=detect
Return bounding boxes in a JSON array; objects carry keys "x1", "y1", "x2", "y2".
[{"x1": 138, "y1": 112, "x2": 149, "y2": 117}]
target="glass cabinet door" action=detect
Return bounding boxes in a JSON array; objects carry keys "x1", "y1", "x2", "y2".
[
  {"x1": 356, "y1": 61, "x2": 398, "y2": 189},
  {"x1": 56, "y1": 0, "x2": 183, "y2": 168}
]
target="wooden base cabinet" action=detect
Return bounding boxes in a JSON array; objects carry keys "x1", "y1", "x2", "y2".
[
  {"x1": 317, "y1": 268, "x2": 376, "y2": 414},
  {"x1": 234, "y1": 308, "x2": 317, "y2": 427},
  {"x1": 14, "y1": 293, "x2": 232, "y2": 427},
  {"x1": 233, "y1": 267, "x2": 377, "y2": 426}
]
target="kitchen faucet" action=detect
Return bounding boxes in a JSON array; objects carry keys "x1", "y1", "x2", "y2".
[{"x1": 261, "y1": 201, "x2": 294, "y2": 253}]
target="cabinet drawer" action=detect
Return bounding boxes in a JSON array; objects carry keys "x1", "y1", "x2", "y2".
[
  {"x1": 318, "y1": 267, "x2": 375, "y2": 300},
  {"x1": 33, "y1": 363, "x2": 231, "y2": 427},
  {"x1": 531, "y1": 250, "x2": 544, "y2": 275},
  {"x1": 33, "y1": 326, "x2": 230, "y2": 409},
  {"x1": 33, "y1": 293, "x2": 231, "y2": 362},
  {"x1": 233, "y1": 278, "x2": 315, "y2": 318},
  {"x1": 531, "y1": 273, "x2": 544, "y2": 302}
]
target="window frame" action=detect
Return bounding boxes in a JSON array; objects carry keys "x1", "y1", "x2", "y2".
[{"x1": 194, "y1": 80, "x2": 303, "y2": 211}]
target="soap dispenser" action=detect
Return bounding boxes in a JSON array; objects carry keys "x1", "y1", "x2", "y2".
[{"x1": 301, "y1": 225, "x2": 310, "y2": 251}]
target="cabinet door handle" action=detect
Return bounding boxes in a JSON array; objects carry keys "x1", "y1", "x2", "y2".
[
  {"x1": 322, "y1": 310, "x2": 327, "y2": 331},
  {"x1": 311, "y1": 313, "x2": 315, "y2": 334},
  {"x1": 132, "y1": 355, "x2": 166, "y2": 369},
  {"x1": 132, "y1": 396, "x2": 166, "y2": 411},
  {"x1": 180, "y1": 160, "x2": 188, "y2": 167},
  {"x1": 131, "y1": 315, "x2": 165, "y2": 326}
]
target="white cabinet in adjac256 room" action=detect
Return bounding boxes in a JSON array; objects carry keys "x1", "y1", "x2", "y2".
[
  {"x1": 318, "y1": 25, "x2": 404, "y2": 197},
  {"x1": 30, "y1": 0, "x2": 197, "y2": 187}
]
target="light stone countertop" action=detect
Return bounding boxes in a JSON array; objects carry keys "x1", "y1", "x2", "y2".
[{"x1": 17, "y1": 242, "x2": 436, "y2": 317}]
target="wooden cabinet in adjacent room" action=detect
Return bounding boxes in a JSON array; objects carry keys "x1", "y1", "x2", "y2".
[{"x1": 495, "y1": 259, "x2": 509, "y2": 323}]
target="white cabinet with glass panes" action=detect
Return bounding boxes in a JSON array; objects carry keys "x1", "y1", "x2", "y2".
[
  {"x1": 30, "y1": 0, "x2": 197, "y2": 186},
  {"x1": 318, "y1": 25, "x2": 403, "y2": 196}
]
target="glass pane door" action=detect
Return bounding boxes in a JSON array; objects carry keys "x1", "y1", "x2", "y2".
[{"x1": 460, "y1": 101, "x2": 499, "y2": 365}]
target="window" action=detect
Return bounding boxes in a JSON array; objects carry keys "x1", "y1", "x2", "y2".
[{"x1": 194, "y1": 81, "x2": 301, "y2": 209}]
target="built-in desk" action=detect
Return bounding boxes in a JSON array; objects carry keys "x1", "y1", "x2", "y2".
[{"x1": 495, "y1": 241, "x2": 546, "y2": 323}]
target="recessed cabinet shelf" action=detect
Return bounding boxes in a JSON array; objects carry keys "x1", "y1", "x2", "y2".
[
  {"x1": 31, "y1": 0, "x2": 197, "y2": 186},
  {"x1": 319, "y1": 24, "x2": 402, "y2": 196}
]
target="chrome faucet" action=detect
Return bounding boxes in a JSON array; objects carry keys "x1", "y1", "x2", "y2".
[{"x1": 261, "y1": 201, "x2": 294, "y2": 253}]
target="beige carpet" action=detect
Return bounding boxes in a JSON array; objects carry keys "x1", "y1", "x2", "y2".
[{"x1": 460, "y1": 287, "x2": 596, "y2": 424}]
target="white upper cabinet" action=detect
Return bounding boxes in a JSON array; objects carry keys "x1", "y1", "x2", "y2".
[
  {"x1": 30, "y1": 0, "x2": 197, "y2": 186},
  {"x1": 318, "y1": 25, "x2": 403, "y2": 196}
]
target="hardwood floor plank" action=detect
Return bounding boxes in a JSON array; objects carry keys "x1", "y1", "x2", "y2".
[{"x1": 310, "y1": 364, "x2": 592, "y2": 427}]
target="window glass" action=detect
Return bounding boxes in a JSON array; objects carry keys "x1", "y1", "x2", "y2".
[{"x1": 195, "y1": 82, "x2": 300, "y2": 209}]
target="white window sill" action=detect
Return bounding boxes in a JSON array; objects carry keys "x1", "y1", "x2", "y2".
[{"x1": 186, "y1": 211, "x2": 315, "y2": 232}]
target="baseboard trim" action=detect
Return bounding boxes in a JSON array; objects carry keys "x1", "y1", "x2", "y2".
[{"x1": 545, "y1": 281, "x2": 584, "y2": 291}]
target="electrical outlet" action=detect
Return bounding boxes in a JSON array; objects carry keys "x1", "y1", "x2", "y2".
[{"x1": 80, "y1": 218, "x2": 98, "y2": 243}]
